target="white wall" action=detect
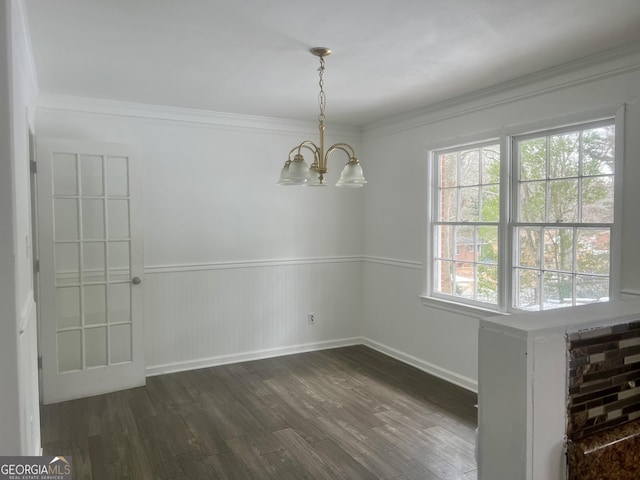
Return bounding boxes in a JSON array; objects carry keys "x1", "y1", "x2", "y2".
[
  {"x1": 0, "y1": 0, "x2": 40, "y2": 455},
  {"x1": 361, "y1": 45, "x2": 640, "y2": 391},
  {"x1": 35, "y1": 99, "x2": 365, "y2": 374}
]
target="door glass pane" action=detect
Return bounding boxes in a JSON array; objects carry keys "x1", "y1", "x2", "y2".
[
  {"x1": 83, "y1": 242, "x2": 106, "y2": 282},
  {"x1": 82, "y1": 199, "x2": 105, "y2": 239},
  {"x1": 80, "y1": 154, "x2": 104, "y2": 196},
  {"x1": 52, "y1": 152, "x2": 77, "y2": 195},
  {"x1": 108, "y1": 199, "x2": 130, "y2": 238},
  {"x1": 110, "y1": 324, "x2": 132, "y2": 363},
  {"x1": 108, "y1": 283, "x2": 131, "y2": 323},
  {"x1": 107, "y1": 156, "x2": 129, "y2": 197},
  {"x1": 84, "y1": 285, "x2": 106, "y2": 325},
  {"x1": 56, "y1": 287, "x2": 81, "y2": 329},
  {"x1": 85, "y1": 327, "x2": 107, "y2": 368},
  {"x1": 55, "y1": 243, "x2": 80, "y2": 285},
  {"x1": 109, "y1": 242, "x2": 130, "y2": 282},
  {"x1": 58, "y1": 330, "x2": 82, "y2": 372},
  {"x1": 54, "y1": 198, "x2": 79, "y2": 240}
]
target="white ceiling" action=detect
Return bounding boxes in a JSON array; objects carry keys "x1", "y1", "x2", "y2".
[{"x1": 24, "y1": 0, "x2": 640, "y2": 127}]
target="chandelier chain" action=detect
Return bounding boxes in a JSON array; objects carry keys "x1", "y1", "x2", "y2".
[{"x1": 318, "y1": 56, "x2": 326, "y2": 124}]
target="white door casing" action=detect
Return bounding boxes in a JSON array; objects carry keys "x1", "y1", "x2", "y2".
[{"x1": 37, "y1": 138, "x2": 144, "y2": 404}]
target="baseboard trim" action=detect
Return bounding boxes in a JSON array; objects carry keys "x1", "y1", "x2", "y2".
[
  {"x1": 621, "y1": 289, "x2": 640, "y2": 298},
  {"x1": 145, "y1": 336, "x2": 479, "y2": 395},
  {"x1": 145, "y1": 337, "x2": 362, "y2": 377},
  {"x1": 361, "y1": 337, "x2": 478, "y2": 393}
]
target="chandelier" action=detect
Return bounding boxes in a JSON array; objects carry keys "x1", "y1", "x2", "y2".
[{"x1": 277, "y1": 48, "x2": 366, "y2": 187}]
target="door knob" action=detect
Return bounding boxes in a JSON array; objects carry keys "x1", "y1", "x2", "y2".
[{"x1": 131, "y1": 276, "x2": 142, "y2": 285}]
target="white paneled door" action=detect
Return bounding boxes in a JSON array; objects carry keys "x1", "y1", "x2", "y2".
[{"x1": 37, "y1": 139, "x2": 144, "y2": 404}]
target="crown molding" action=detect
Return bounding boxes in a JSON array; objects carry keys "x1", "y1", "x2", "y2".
[
  {"x1": 364, "y1": 41, "x2": 640, "y2": 138},
  {"x1": 36, "y1": 93, "x2": 363, "y2": 140}
]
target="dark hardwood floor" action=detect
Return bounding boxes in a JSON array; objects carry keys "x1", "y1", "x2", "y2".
[{"x1": 41, "y1": 345, "x2": 478, "y2": 480}]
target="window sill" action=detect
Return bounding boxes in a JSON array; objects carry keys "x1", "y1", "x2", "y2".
[{"x1": 419, "y1": 295, "x2": 508, "y2": 319}]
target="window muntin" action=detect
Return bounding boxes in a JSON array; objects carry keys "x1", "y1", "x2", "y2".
[{"x1": 429, "y1": 119, "x2": 616, "y2": 313}]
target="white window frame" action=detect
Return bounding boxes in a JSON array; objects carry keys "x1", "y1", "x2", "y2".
[{"x1": 422, "y1": 107, "x2": 624, "y2": 316}]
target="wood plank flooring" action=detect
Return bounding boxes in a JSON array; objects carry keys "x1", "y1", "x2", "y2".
[{"x1": 41, "y1": 345, "x2": 478, "y2": 480}]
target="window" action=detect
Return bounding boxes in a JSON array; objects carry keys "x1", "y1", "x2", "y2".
[
  {"x1": 513, "y1": 121, "x2": 615, "y2": 310},
  {"x1": 428, "y1": 118, "x2": 618, "y2": 312},
  {"x1": 432, "y1": 142, "x2": 501, "y2": 307}
]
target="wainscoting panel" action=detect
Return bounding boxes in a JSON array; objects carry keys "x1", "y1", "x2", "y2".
[{"x1": 143, "y1": 258, "x2": 362, "y2": 375}]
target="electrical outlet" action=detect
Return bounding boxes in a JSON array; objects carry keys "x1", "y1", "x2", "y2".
[{"x1": 307, "y1": 312, "x2": 316, "y2": 325}]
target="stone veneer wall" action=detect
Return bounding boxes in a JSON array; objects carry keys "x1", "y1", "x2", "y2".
[{"x1": 567, "y1": 321, "x2": 640, "y2": 440}]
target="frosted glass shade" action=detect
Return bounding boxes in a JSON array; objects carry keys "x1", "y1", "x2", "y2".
[
  {"x1": 336, "y1": 159, "x2": 366, "y2": 188},
  {"x1": 306, "y1": 165, "x2": 327, "y2": 187},
  {"x1": 277, "y1": 162, "x2": 294, "y2": 185},
  {"x1": 277, "y1": 155, "x2": 309, "y2": 185}
]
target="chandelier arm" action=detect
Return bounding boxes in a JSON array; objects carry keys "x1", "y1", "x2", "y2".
[
  {"x1": 287, "y1": 146, "x2": 300, "y2": 159},
  {"x1": 327, "y1": 143, "x2": 356, "y2": 156},
  {"x1": 325, "y1": 144, "x2": 355, "y2": 162},
  {"x1": 295, "y1": 141, "x2": 320, "y2": 163}
]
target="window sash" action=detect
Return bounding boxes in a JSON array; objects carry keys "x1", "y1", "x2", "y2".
[
  {"x1": 511, "y1": 119, "x2": 615, "y2": 311},
  {"x1": 431, "y1": 141, "x2": 501, "y2": 308}
]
